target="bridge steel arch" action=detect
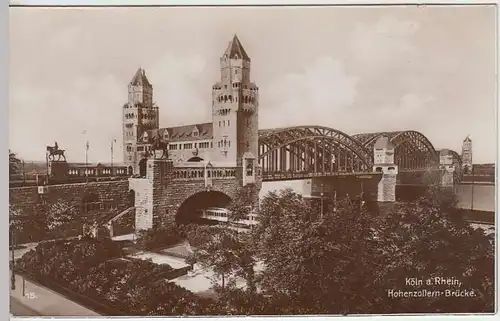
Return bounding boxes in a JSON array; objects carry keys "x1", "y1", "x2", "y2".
[
  {"x1": 258, "y1": 126, "x2": 374, "y2": 180},
  {"x1": 437, "y1": 148, "x2": 463, "y2": 182},
  {"x1": 353, "y1": 130, "x2": 439, "y2": 171}
]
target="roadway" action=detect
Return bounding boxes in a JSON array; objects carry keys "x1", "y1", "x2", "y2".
[{"x1": 10, "y1": 296, "x2": 41, "y2": 316}]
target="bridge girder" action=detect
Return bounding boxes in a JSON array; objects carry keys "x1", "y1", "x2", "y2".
[
  {"x1": 353, "y1": 130, "x2": 439, "y2": 170},
  {"x1": 259, "y1": 126, "x2": 373, "y2": 167},
  {"x1": 257, "y1": 126, "x2": 460, "y2": 181},
  {"x1": 258, "y1": 126, "x2": 374, "y2": 180}
]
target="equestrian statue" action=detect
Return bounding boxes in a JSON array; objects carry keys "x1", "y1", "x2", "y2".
[
  {"x1": 150, "y1": 132, "x2": 169, "y2": 160},
  {"x1": 46, "y1": 141, "x2": 66, "y2": 161}
]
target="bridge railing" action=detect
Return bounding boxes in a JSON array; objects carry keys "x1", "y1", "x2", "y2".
[
  {"x1": 262, "y1": 170, "x2": 379, "y2": 181},
  {"x1": 171, "y1": 167, "x2": 239, "y2": 181}
]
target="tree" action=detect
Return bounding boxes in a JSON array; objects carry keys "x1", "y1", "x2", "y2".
[
  {"x1": 254, "y1": 188, "x2": 381, "y2": 314},
  {"x1": 372, "y1": 185, "x2": 494, "y2": 313},
  {"x1": 226, "y1": 185, "x2": 258, "y2": 225},
  {"x1": 9, "y1": 149, "x2": 22, "y2": 176},
  {"x1": 253, "y1": 185, "x2": 494, "y2": 314}
]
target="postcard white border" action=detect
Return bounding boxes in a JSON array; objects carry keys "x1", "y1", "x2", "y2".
[{"x1": 3, "y1": 1, "x2": 499, "y2": 321}]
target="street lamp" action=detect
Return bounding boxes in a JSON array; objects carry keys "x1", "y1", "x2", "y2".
[
  {"x1": 111, "y1": 138, "x2": 116, "y2": 176},
  {"x1": 10, "y1": 223, "x2": 16, "y2": 290},
  {"x1": 320, "y1": 183, "x2": 324, "y2": 219}
]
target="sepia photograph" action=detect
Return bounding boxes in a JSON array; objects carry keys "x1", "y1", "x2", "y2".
[{"x1": 8, "y1": 3, "x2": 497, "y2": 316}]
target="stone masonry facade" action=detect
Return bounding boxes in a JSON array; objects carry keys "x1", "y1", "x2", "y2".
[
  {"x1": 9, "y1": 180, "x2": 132, "y2": 242},
  {"x1": 131, "y1": 158, "x2": 262, "y2": 232}
]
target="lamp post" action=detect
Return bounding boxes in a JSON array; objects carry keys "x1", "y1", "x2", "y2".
[
  {"x1": 111, "y1": 138, "x2": 116, "y2": 176},
  {"x1": 320, "y1": 183, "x2": 324, "y2": 219},
  {"x1": 334, "y1": 190, "x2": 337, "y2": 212},
  {"x1": 471, "y1": 165, "x2": 474, "y2": 212},
  {"x1": 85, "y1": 140, "x2": 89, "y2": 183},
  {"x1": 10, "y1": 222, "x2": 16, "y2": 290}
]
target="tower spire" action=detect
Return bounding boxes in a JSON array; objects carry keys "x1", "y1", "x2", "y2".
[
  {"x1": 130, "y1": 67, "x2": 151, "y2": 86},
  {"x1": 222, "y1": 34, "x2": 250, "y2": 61}
]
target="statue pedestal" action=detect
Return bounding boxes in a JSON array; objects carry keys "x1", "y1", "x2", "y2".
[{"x1": 48, "y1": 160, "x2": 69, "y2": 183}]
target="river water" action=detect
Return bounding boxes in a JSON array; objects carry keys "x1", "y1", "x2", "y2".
[{"x1": 260, "y1": 181, "x2": 496, "y2": 213}]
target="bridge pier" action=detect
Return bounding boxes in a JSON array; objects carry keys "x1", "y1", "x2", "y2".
[
  {"x1": 373, "y1": 136, "x2": 398, "y2": 202},
  {"x1": 439, "y1": 150, "x2": 455, "y2": 189}
]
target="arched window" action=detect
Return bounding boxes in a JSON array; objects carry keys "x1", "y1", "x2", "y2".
[
  {"x1": 228, "y1": 120, "x2": 230, "y2": 126},
  {"x1": 244, "y1": 96, "x2": 248, "y2": 103},
  {"x1": 229, "y1": 95, "x2": 233, "y2": 102},
  {"x1": 246, "y1": 162, "x2": 254, "y2": 176},
  {"x1": 224, "y1": 95, "x2": 228, "y2": 103}
]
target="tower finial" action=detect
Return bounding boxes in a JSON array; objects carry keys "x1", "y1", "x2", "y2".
[
  {"x1": 130, "y1": 67, "x2": 151, "y2": 86},
  {"x1": 222, "y1": 34, "x2": 250, "y2": 61}
]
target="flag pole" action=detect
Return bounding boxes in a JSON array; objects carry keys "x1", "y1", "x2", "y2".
[
  {"x1": 85, "y1": 140, "x2": 89, "y2": 183},
  {"x1": 111, "y1": 138, "x2": 116, "y2": 176}
]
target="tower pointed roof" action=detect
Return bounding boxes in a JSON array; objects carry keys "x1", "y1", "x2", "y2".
[
  {"x1": 130, "y1": 67, "x2": 151, "y2": 86},
  {"x1": 222, "y1": 34, "x2": 250, "y2": 61},
  {"x1": 464, "y1": 135, "x2": 472, "y2": 142}
]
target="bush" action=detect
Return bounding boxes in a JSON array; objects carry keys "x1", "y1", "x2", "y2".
[
  {"x1": 136, "y1": 223, "x2": 184, "y2": 251},
  {"x1": 16, "y1": 236, "x2": 222, "y2": 315}
]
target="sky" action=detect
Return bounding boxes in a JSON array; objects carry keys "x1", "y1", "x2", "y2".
[{"x1": 9, "y1": 5, "x2": 497, "y2": 164}]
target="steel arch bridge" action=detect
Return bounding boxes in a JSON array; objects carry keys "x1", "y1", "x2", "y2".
[{"x1": 257, "y1": 126, "x2": 462, "y2": 182}]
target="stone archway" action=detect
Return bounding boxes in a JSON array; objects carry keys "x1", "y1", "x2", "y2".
[{"x1": 176, "y1": 190, "x2": 232, "y2": 225}]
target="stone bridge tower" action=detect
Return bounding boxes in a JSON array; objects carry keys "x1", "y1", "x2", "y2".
[
  {"x1": 461, "y1": 135, "x2": 472, "y2": 174},
  {"x1": 373, "y1": 136, "x2": 398, "y2": 202},
  {"x1": 211, "y1": 35, "x2": 259, "y2": 185},
  {"x1": 122, "y1": 68, "x2": 159, "y2": 175}
]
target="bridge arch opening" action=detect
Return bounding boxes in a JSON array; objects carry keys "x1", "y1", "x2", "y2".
[
  {"x1": 139, "y1": 158, "x2": 147, "y2": 177},
  {"x1": 176, "y1": 191, "x2": 232, "y2": 225},
  {"x1": 375, "y1": 167, "x2": 383, "y2": 172},
  {"x1": 127, "y1": 189, "x2": 135, "y2": 207},
  {"x1": 187, "y1": 156, "x2": 204, "y2": 162}
]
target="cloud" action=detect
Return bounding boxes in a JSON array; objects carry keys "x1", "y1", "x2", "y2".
[
  {"x1": 147, "y1": 53, "x2": 212, "y2": 127},
  {"x1": 347, "y1": 93, "x2": 437, "y2": 134},
  {"x1": 260, "y1": 57, "x2": 358, "y2": 129},
  {"x1": 350, "y1": 16, "x2": 419, "y2": 63}
]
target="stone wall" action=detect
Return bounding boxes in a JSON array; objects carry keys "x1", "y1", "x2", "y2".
[{"x1": 9, "y1": 181, "x2": 131, "y2": 243}]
